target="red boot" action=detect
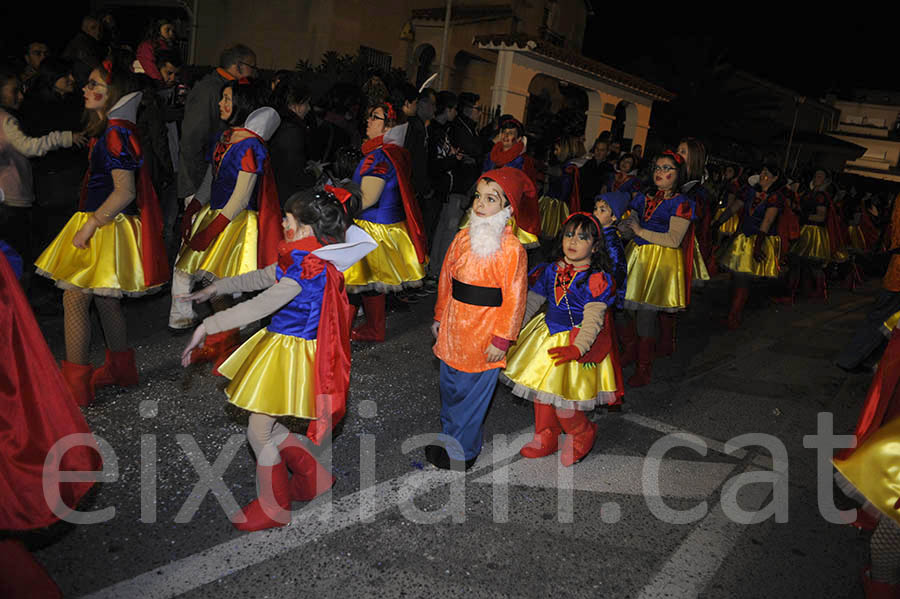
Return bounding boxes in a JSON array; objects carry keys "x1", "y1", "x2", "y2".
[
  {"x1": 627, "y1": 337, "x2": 655, "y2": 388},
  {"x1": 617, "y1": 318, "x2": 638, "y2": 366},
  {"x1": 91, "y1": 348, "x2": 139, "y2": 390},
  {"x1": 61, "y1": 361, "x2": 94, "y2": 407},
  {"x1": 277, "y1": 436, "x2": 335, "y2": 501},
  {"x1": 0, "y1": 539, "x2": 62, "y2": 599},
  {"x1": 350, "y1": 294, "x2": 386, "y2": 342},
  {"x1": 556, "y1": 409, "x2": 597, "y2": 467},
  {"x1": 232, "y1": 461, "x2": 292, "y2": 532},
  {"x1": 861, "y1": 567, "x2": 900, "y2": 599},
  {"x1": 520, "y1": 402, "x2": 563, "y2": 458},
  {"x1": 812, "y1": 272, "x2": 828, "y2": 302},
  {"x1": 771, "y1": 271, "x2": 799, "y2": 306},
  {"x1": 190, "y1": 329, "x2": 240, "y2": 372},
  {"x1": 656, "y1": 313, "x2": 677, "y2": 357},
  {"x1": 724, "y1": 287, "x2": 749, "y2": 330}
]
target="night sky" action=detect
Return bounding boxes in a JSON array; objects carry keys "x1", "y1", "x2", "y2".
[{"x1": 583, "y1": 13, "x2": 890, "y2": 98}]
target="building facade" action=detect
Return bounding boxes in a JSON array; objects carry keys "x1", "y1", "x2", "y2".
[{"x1": 828, "y1": 90, "x2": 900, "y2": 182}]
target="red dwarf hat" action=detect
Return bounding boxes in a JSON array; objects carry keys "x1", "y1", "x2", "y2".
[{"x1": 480, "y1": 167, "x2": 540, "y2": 236}]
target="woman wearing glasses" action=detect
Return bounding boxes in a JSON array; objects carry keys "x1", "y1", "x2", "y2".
[
  {"x1": 617, "y1": 150, "x2": 696, "y2": 387},
  {"x1": 343, "y1": 102, "x2": 427, "y2": 342},
  {"x1": 35, "y1": 62, "x2": 169, "y2": 406},
  {"x1": 170, "y1": 81, "x2": 282, "y2": 372}
]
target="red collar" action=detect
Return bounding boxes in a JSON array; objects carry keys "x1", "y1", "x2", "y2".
[
  {"x1": 362, "y1": 135, "x2": 385, "y2": 155},
  {"x1": 277, "y1": 236, "x2": 323, "y2": 271}
]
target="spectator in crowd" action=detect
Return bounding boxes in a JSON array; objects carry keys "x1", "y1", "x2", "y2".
[
  {"x1": 135, "y1": 18, "x2": 177, "y2": 80},
  {"x1": 608, "y1": 139, "x2": 621, "y2": 163},
  {"x1": 580, "y1": 137, "x2": 614, "y2": 211},
  {"x1": 405, "y1": 87, "x2": 436, "y2": 241},
  {"x1": 177, "y1": 43, "x2": 256, "y2": 200},
  {"x1": 395, "y1": 82, "x2": 418, "y2": 121},
  {"x1": 425, "y1": 90, "x2": 458, "y2": 274},
  {"x1": 20, "y1": 42, "x2": 50, "y2": 89},
  {"x1": 62, "y1": 15, "x2": 105, "y2": 87},
  {"x1": 269, "y1": 73, "x2": 313, "y2": 205},
  {"x1": 20, "y1": 57, "x2": 87, "y2": 251},
  {"x1": 450, "y1": 92, "x2": 485, "y2": 197}
]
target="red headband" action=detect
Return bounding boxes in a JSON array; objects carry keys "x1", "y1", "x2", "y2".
[
  {"x1": 562, "y1": 211, "x2": 603, "y2": 236},
  {"x1": 323, "y1": 185, "x2": 353, "y2": 214},
  {"x1": 101, "y1": 59, "x2": 113, "y2": 83},
  {"x1": 383, "y1": 102, "x2": 396, "y2": 122},
  {"x1": 662, "y1": 149, "x2": 684, "y2": 165}
]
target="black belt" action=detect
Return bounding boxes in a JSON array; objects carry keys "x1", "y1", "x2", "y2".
[{"x1": 452, "y1": 278, "x2": 503, "y2": 307}]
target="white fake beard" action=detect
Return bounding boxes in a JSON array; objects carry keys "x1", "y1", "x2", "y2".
[{"x1": 468, "y1": 205, "x2": 511, "y2": 257}]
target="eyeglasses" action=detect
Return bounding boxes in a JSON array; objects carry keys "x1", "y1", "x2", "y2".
[
  {"x1": 238, "y1": 61, "x2": 258, "y2": 74},
  {"x1": 367, "y1": 113, "x2": 386, "y2": 122},
  {"x1": 653, "y1": 165, "x2": 676, "y2": 173},
  {"x1": 85, "y1": 80, "x2": 107, "y2": 90}
]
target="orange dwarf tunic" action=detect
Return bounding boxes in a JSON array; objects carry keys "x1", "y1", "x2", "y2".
[
  {"x1": 433, "y1": 227, "x2": 528, "y2": 372},
  {"x1": 884, "y1": 192, "x2": 900, "y2": 292}
]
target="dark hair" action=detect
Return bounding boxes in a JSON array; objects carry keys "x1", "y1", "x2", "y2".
[
  {"x1": 273, "y1": 73, "x2": 310, "y2": 116},
  {"x1": 552, "y1": 214, "x2": 613, "y2": 282},
  {"x1": 418, "y1": 87, "x2": 436, "y2": 102},
  {"x1": 154, "y1": 49, "x2": 182, "y2": 70},
  {"x1": 219, "y1": 44, "x2": 255, "y2": 70},
  {"x1": 143, "y1": 18, "x2": 173, "y2": 43},
  {"x1": 477, "y1": 176, "x2": 510, "y2": 208},
  {"x1": 368, "y1": 102, "x2": 397, "y2": 128},
  {"x1": 436, "y1": 91, "x2": 457, "y2": 114},
  {"x1": 283, "y1": 183, "x2": 361, "y2": 245},
  {"x1": 222, "y1": 80, "x2": 262, "y2": 126},
  {"x1": 651, "y1": 150, "x2": 688, "y2": 193},
  {"x1": 499, "y1": 115, "x2": 524, "y2": 138},
  {"x1": 616, "y1": 153, "x2": 636, "y2": 171},
  {"x1": 393, "y1": 82, "x2": 418, "y2": 106},
  {"x1": 760, "y1": 162, "x2": 782, "y2": 179},
  {"x1": 0, "y1": 64, "x2": 18, "y2": 91},
  {"x1": 678, "y1": 137, "x2": 706, "y2": 182},
  {"x1": 23, "y1": 57, "x2": 73, "y2": 104},
  {"x1": 457, "y1": 92, "x2": 479, "y2": 111}
]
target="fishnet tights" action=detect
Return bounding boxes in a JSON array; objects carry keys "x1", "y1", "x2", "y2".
[
  {"x1": 871, "y1": 516, "x2": 900, "y2": 584},
  {"x1": 62, "y1": 290, "x2": 128, "y2": 364}
]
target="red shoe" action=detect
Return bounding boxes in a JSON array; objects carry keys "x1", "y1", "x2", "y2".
[
  {"x1": 350, "y1": 294, "x2": 385, "y2": 342},
  {"x1": 627, "y1": 337, "x2": 655, "y2": 388},
  {"x1": 190, "y1": 329, "x2": 240, "y2": 373},
  {"x1": 556, "y1": 409, "x2": 597, "y2": 467},
  {"x1": 91, "y1": 348, "x2": 139, "y2": 390},
  {"x1": 656, "y1": 313, "x2": 676, "y2": 357},
  {"x1": 0, "y1": 539, "x2": 62, "y2": 599},
  {"x1": 850, "y1": 509, "x2": 879, "y2": 531},
  {"x1": 232, "y1": 461, "x2": 292, "y2": 532},
  {"x1": 722, "y1": 287, "x2": 749, "y2": 330},
  {"x1": 61, "y1": 361, "x2": 94, "y2": 407},
  {"x1": 277, "y1": 436, "x2": 335, "y2": 501},
  {"x1": 520, "y1": 402, "x2": 562, "y2": 458},
  {"x1": 617, "y1": 319, "x2": 637, "y2": 367}
]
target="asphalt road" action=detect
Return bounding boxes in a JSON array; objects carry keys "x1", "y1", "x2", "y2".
[{"x1": 26, "y1": 275, "x2": 879, "y2": 598}]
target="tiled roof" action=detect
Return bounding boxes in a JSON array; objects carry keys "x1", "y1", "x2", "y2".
[
  {"x1": 412, "y1": 4, "x2": 514, "y2": 22},
  {"x1": 473, "y1": 34, "x2": 674, "y2": 102}
]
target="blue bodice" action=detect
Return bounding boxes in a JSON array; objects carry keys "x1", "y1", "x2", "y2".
[
  {"x1": 741, "y1": 188, "x2": 783, "y2": 236},
  {"x1": 530, "y1": 262, "x2": 615, "y2": 335},
  {"x1": 628, "y1": 192, "x2": 695, "y2": 247},
  {"x1": 267, "y1": 250, "x2": 327, "y2": 340},
  {"x1": 353, "y1": 147, "x2": 404, "y2": 224},
  {"x1": 84, "y1": 124, "x2": 142, "y2": 215},
  {"x1": 603, "y1": 226, "x2": 627, "y2": 309},
  {"x1": 209, "y1": 133, "x2": 268, "y2": 211}
]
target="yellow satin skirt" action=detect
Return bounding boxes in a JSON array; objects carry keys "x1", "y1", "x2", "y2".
[
  {"x1": 692, "y1": 235, "x2": 710, "y2": 282},
  {"x1": 833, "y1": 416, "x2": 900, "y2": 526},
  {"x1": 538, "y1": 196, "x2": 569, "y2": 239},
  {"x1": 501, "y1": 316, "x2": 619, "y2": 411},
  {"x1": 35, "y1": 211, "x2": 162, "y2": 297},
  {"x1": 458, "y1": 212, "x2": 540, "y2": 249},
  {"x1": 718, "y1": 233, "x2": 781, "y2": 279},
  {"x1": 714, "y1": 206, "x2": 739, "y2": 236},
  {"x1": 343, "y1": 219, "x2": 425, "y2": 293},
  {"x1": 176, "y1": 206, "x2": 259, "y2": 280},
  {"x1": 884, "y1": 310, "x2": 900, "y2": 337},
  {"x1": 790, "y1": 224, "x2": 830, "y2": 262},
  {"x1": 218, "y1": 329, "x2": 317, "y2": 419},
  {"x1": 848, "y1": 225, "x2": 869, "y2": 253},
  {"x1": 624, "y1": 242, "x2": 688, "y2": 311}
]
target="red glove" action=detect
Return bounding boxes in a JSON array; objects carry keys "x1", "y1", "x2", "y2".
[
  {"x1": 181, "y1": 199, "x2": 202, "y2": 241},
  {"x1": 547, "y1": 345, "x2": 581, "y2": 366},
  {"x1": 752, "y1": 234, "x2": 766, "y2": 263},
  {"x1": 188, "y1": 214, "x2": 230, "y2": 252}
]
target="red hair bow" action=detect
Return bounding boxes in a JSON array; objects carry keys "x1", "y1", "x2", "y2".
[
  {"x1": 324, "y1": 184, "x2": 352, "y2": 212},
  {"x1": 383, "y1": 102, "x2": 397, "y2": 122},
  {"x1": 662, "y1": 149, "x2": 684, "y2": 164},
  {"x1": 101, "y1": 59, "x2": 113, "y2": 83}
]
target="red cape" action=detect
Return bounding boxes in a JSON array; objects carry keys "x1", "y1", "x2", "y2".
[
  {"x1": 365, "y1": 138, "x2": 427, "y2": 264},
  {"x1": 0, "y1": 252, "x2": 101, "y2": 530},
  {"x1": 835, "y1": 328, "x2": 900, "y2": 461},
  {"x1": 81, "y1": 120, "x2": 170, "y2": 287},
  {"x1": 239, "y1": 129, "x2": 282, "y2": 269}
]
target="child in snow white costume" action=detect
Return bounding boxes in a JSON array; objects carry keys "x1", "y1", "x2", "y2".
[
  {"x1": 34, "y1": 63, "x2": 168, "y2": 406},
  {"x1": 181, "y1": 186, "x2": 376, "y2": 531},
  {"x1": 427, "y1": 167, "x2": 529, "y2": 470},
  {"x1": 502, "y1": 212, "x2": 624, "y2": 466},
  {"x1": 169, "y1": 83, "x2": 282, "y2": 371}
]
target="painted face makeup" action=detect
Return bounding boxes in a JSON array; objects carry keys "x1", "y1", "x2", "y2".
[
  {"x1": 218, "y1": 86, "x2": 233, "y2": 121},
  {"x1": 366, "y1": 107, "x2": 388, "y2": 141},
  {"x1": 472, "y1": 179, "x2": 507, "y2": 217},
  {"x1": 83, "y1": 70, "x2": 109, "y2": 111},
  {"x1": 653, "y1": 158, "x2": 677, "y2": 190}
]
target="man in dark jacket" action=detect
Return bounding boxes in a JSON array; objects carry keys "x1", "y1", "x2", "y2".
[
  {"x1": 580, "y1": 137, "x2": 615, "y2": 211},
  {"x1": 405, "y1": 88, "x2": 437, "y2": 242},
  {"x1": 176, "y1": 44, "x2": 256, "y2": 200},
  {"x1": 62, "y1": 15, "x2": 105, "y2": 87}
]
